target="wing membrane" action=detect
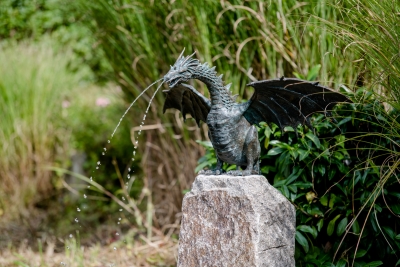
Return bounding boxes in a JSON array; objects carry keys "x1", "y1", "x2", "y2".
[
  {"x1": 163, "y1": 84, "x2": 210, "y2": 126},
  {"x1": 244, "y1": 78, "x2": 350, "y2": 131}
]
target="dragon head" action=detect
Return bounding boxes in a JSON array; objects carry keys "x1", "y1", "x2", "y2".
[{"x1": 163, "y1": 49, "x2": 200, "y2": 88}]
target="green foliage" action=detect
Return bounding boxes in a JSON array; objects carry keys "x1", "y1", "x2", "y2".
[
  {"x1": 0, "y1": 0, "x2": 111, "y2": 81},
  {"x1": 0, "y1": 41, "x2": 82, "y2": 215},
  {"x1": 197, "y1": 88, "x2": 400, "y2": 266}
]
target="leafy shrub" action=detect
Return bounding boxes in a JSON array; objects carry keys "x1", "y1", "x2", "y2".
[
  {"x1": 197, "y1": 88, "x2": 400, "y2": 266},
  {"x1": 0, "y1": 0, "x2": 111, "y2": 81}
]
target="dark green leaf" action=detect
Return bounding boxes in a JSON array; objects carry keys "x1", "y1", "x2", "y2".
[
  {"x1": 273, "y1": 179, "x2": 286, "y2": 187},
  {"x1": 320, "y1": 195, "x2": 328, "y2": 206},
  {"x1": 335, "y1": 259, "x2": 347, "y2": 267},
  {"x1": 298, "y1": 149, "x2": 309, "y2": 161},
  {"x1": 285, "y1": 167, "x2": 303, "y2": 185},
  {"x1": 327, "y1": 215, "x2": 341, "y2": 236},
  {"x1": 297, "y1": 225, "x2": 318, "y2": 239},
  {"x1": 337, "y1": 217, "x2": 348, "y2": 236},
  {"x1": 295, "y1": 230, "x2": 309, "y2": 253},
  {"x1": 288, "y1": 185, "x2": 297, "y2": 193},
  {"x1": 264, "y1": 136, "x2": 270, "y2": 149},
  {"x1": 354, "y1": 249, "x2": 367, "y2": 258},
  {"x1": 317, "y1": 219, "x2": 324, "y2": 232},
  {"x1": 267, "y1": 147, "x2": 284, "y2": 156},
  {"x1": 383, "y1": 226, "x2": 396, "y2": 239},
  {"x1": 282, "y1": 185, "x2": 290, "y2": 198},
  {"x1": 328, "y1": 168, "x2": 336, "y2": 180},
  {"x1": 336, "y1": 117, "x2": 351, "y2": 127},
  {"x1": 306, "y1": 132, "x2": 321, "y2": 149},
  {"x1": 391, "y1": 204, "x2": 400, "y2": 215},
  {"x1": 352, "y1": 219, "x2": 360, "y2": 234}
]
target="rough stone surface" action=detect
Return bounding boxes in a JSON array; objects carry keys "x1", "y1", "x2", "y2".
[{"x1": 178, "y1": 175, "x2": 296, "y2": 267}]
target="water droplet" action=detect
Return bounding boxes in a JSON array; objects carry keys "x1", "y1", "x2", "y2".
[
  {"x1": 103, "y1": 148, "x2": 107, "y2": 151},
  {"x1": 122, "y1": 197, "x2": 125, "y2": 201},
  {"x1": 75, "y1": 218, "x2": 79, "y2": 223},
  {"x1": 102, "y1": 152, "x2": 105, "y2": 155},
  {"x1": 134, "y1": 146, "x2": 137, "y2": 149},
  {"x1": 135, "y1": 141, "x2": 138, "y2": 144},
  {"x1": 119, "y1": 209, "x2": 123, "y2": 211},
  {"x1": 116, "y1": 232, "x2": 119, "y2": 236},
  {"x1": 133, "y1": 151, "x2": 136, "y2": 155},
  {"x1": 108, "y1": 140, "x2": 110, "y2": 143},
  {"x1": 83, "y1": 194, "x2": 87, "y2": 199},
  {"x1": 117, "y1": 222, "x2": 120, "y2": 224},
  {"x1": 69, "y1": 234, "x2": 73, "y2": 238},
  {"x1": 67, "y1": 246, "x2": 69, "y2": 250},
  {"x1": 61, "y1": 262, "x2": 66, "y2": 266},
  {"x1": 97, "y1": 161, "x2": 100, "y2": 165},
  {"x1": 119, "y1": 218, "x2": 121, "y2": 221},
  {"x1": 127, "y1": 174, "x2": 130, "y2": 179},
  {"x1": 113, "y1": 247, "x2": 117, "y2": 250},
  {"x1": 96, "y1": 167, "x2": 99, "y2": 169},
  {"x1": 131, "y1": 158, "x2": 134, "y2": 161},
  {"x1": 90, "y1": 177, "x2": 93, "y2": 181},
  {"x1": 87, "y1": 185, "x2": 90, "y2": 188},
  {"x1": 77, "y1": 208, "x2": 81, "y2": 212},
  {"x1": 128, "y1": 167, "x2": 131, "y2": 172}
]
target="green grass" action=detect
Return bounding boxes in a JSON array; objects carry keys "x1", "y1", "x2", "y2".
[{"x1": 0, "y1": 40, "x2": 87, "y2": 218}]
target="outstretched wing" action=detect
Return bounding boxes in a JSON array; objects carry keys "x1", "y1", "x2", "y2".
[
  {"x1": 163, "y1": 84, "x2": 211, "y2": 127},
  {"x1": 243, "y1": 77, "x2": 350, "y2": 132}
]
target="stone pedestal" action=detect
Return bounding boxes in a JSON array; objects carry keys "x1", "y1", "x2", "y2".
[{"x1": 178, "y1": 175, "x2": 295, "y2": 267}]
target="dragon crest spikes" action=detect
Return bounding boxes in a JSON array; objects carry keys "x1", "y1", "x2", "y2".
[
  {"x1": 177, "y1": 48, "x2": 185, "y2": 61},
  {"x1": 218, "y1": 74, "x2": 223, "y2": 80},
  {"x1": 181, "y1": 52, "x2": 196, "y2": 65},
  {"x1": 225, "y1": 83, "x2": 232, "y2": 91}
]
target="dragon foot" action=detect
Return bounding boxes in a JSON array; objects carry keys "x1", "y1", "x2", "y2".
[
  {"x1": 199, "y1": 169, "x2": 224, "y2": 175},
  {"x1": 226, "y1": 170, "x2": 242, "y2": 176},
  {"x1": 226, "y1": 169, "x2": 259, "y2": 176}
]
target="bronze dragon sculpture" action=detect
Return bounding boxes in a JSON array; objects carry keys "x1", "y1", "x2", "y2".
[{"x1": 162, "y1": 51, "x2": 350, "y2": 176}]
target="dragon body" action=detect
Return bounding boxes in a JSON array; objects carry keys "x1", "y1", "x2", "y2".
[{"x1": 162, "y1": 51, "x2": 349, "y2": 175}]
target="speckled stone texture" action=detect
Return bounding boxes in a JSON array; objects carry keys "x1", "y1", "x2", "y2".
[{"x1": 177, "y1": 175, "x2": 295, "y2": 267}]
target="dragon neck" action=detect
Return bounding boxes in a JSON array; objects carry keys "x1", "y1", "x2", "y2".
[{"x1": 192, "y1": 63, "x2": 234, "y2": 107}]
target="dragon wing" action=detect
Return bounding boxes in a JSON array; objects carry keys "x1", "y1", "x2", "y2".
[
  {"x1": 243, "y1": 77, "x2": 350, "y2": 132},
  {"x1": 163, "y1": 84, "x2": 211, "y2": 127}
]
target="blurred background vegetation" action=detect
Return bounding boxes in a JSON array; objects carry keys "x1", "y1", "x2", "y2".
[{"x1": 0, "y1": 0, "x2": 399, "y2": 266}]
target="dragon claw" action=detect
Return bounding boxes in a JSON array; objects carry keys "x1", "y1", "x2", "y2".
[{"x1": 199, "y1": 168, "x2": 224, "y2": 175}]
